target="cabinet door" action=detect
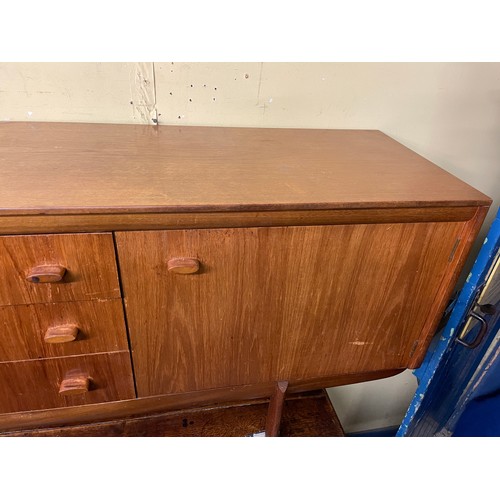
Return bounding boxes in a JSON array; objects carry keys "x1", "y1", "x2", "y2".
[{"x1": 116, "y1": 222, "x2": 465, "y2": 397}]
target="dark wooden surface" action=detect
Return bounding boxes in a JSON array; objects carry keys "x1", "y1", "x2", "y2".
[
  {"x1": 0, "y1": 123, "x2": 490, "y2": 218},
  {"x1": 266, "y1": 381, "x2": 289, "y2": 437},
  {"x1": 0, "y1": 299, "x2": 128, "y2": 361},
  {"x1": 116, "y1": 222, "x2": 465, "y2": 395},
  {"x1": 0, "y1": 233, "x2": 120, "y2": 305},
  {"x1": 0, "y1": 122, "x2": 491, "y2": 432},
  {"x1": 408, "y1": 206, "x2": 490, "y2": 366},
  {"x1": 0, "y1": 368, "x2": 401, "y2": 433},
  {"x1": 4, "y1": 390, "x2": 345, "y2": 437},
  {"x1": 0, "y1": 352, "x2": 135, "y2": 413},
  {"x1": 0, "y1": 206, "x2": 479, "y2": 236}
]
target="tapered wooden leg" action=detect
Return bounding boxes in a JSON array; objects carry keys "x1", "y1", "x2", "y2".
[{"x1": 265, "y1": 380, "x2": 289, "y2": 437}]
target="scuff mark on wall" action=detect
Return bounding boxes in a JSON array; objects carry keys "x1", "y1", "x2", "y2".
[
  {"x1": 255, "y1": 62, "x2": 267, "y2": 117},
  {"x1": 255, "y1": 63, "x2": 271, "y2": 117},
  {"x1": 130, "y1": 62, "x2": 158, "y2": 124},
  {"x1": 256, "y1": 62, "x2": 264, "y2": 105}
]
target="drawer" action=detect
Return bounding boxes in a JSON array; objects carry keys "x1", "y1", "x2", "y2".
[
  {"x1": 0, "y1": 233, "x2": 121, "y2": 306},
  {"x1": 0, "y1": 299, "x2": 129, "y2": 361},
  {"x1": 0, "y1": 352, "x2": 135, "y2": 413}
]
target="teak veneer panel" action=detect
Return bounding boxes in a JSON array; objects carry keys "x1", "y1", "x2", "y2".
[
  {"x1": 0, "y1": 352, "x2": 135, "y2": 413},
  {"x1": 116, "y1": 222, "x2": 466, "y2": 396},
  {"x1": 0, "y1": 299, "x2": 128, "y2": 362},
  {"x1": 0, "y1": 233, "x2": 121, "y2": 305},
  {"x1": 0, "y1": 123, "x2": 490, "y2": 218},
  {"x1": 408, "y1": 205, "x2": 490, "y2": 366},
  {"x1": 0, "y1": 122, "x2": 491, "y2": 433},
  {"x1": 0, "y1": 206, "x2": 477, "y2": 235}
]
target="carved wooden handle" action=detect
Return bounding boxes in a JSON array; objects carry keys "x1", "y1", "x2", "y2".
[
  {"x1": 44, "y1": 325, "x2": 79, "y2": 344},
  {"x1": 26, "y1": 265, "x2": 66, "y2": 283},
  {"x1": 167, "y1": 257, "x2": 200, "y2": 274},
  {"x1": 59, "y1": 371, "x2": 90, "y2": 396}
]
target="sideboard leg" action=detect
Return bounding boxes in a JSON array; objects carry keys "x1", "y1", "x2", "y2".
[{"x1": 265, "y1": 380, "x2": 289, "y2": 437}]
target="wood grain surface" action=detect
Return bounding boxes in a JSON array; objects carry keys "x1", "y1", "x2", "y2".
[
  {"x1": 4, "y1": 390, "x2": 345, "y2": 437},
  {"x1": 0, "y1": 368, "x2": 401, "y2": 433},
  {"x1": 0, "y1": 123, "x2": 490, "y2": 216},
  {"x1": 266, "y1": 381, "x2": 289, "y2": 437},
  {"x1": 0, "y1": 207, "x2": 478, "y2": 236},
  {"x1": 116, "y1": 222, "x2": 465, "y2": 396},
  {"x1": 0, "y1": 122, "x2": 491, "y2": 428},
  {"x1": 0, "y1": 299, "x2": 128, "y2": 361},
  {"x1": 408, "y1": 205, "x2": 490, "y2": 366},
  {"x1": 0, "y1": 352, "x2": 134, "y2": 413},
  {"x1": 0, "y1": 233, "x2": 121, "y2": 305}
]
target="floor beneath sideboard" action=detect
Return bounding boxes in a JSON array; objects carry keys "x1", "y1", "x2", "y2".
[{"x1": 7, "y1": 390, "x2": 345, "y2": 437}]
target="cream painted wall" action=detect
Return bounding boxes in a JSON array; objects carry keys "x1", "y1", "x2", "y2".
[{"x1": 1, "y1": 62, "x2": 498, "y2": 433}]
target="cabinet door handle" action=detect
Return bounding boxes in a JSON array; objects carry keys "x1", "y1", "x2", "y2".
[
  {"x1": 59, "y1": 371, "x2": 90, "y2": 396},
  {"x1": 26, "y1": 265, "x2": 67, "y2": 283},
  {"x1": 44, "y1": 325, "x2": 79, "y2": 344},
  {"x1": 167, "y1": 257, "x2": 200, "y2": 274}
]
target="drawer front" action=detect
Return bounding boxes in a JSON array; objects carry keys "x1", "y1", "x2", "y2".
[
  {"x1": 0, "y1": 233, "x2": 121, "y2": 305},
  {"x1": 0, "y1": 299, "x2": 128, "y2": 361},
  {"x1": 116, "y1": 222, "x2": 466, "y2": 396},
  {"x1": 0, "y1": 352, "x2": 135, "y2": 413}
]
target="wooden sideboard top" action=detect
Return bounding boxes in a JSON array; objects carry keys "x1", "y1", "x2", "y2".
[{"x1": 0, "y1": 122, "x2": 491, "y2": 217}]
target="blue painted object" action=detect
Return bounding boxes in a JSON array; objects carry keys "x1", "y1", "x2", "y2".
[
  {"x1": 398, "y1": 208, "x2": 500, "y2": 437},
  {"x1": 453, "y1": 315, "x2": 500, "y2": 436}
]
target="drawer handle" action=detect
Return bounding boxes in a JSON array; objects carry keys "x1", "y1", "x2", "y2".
[
  {"x1": 44, "y1": 325, "x2": 79, "y2": 344},
  {"x1": 26, "y1": 264, "x2": 67, "y2": 283},
  {"x1": 59, "y1": 371, "x2": 91, "y2": 396},
  {"x1": 167, "y1": 257, "x2": 200, "y2": 274}
]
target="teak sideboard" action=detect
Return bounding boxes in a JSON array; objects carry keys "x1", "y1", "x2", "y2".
[{"x1": 0, "y1": 122, "x2": 491, "y2": 434}]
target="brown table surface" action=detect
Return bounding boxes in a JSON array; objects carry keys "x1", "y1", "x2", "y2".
[{"x1": 0, "y1": 122, "x2": 490, "y2": 216}]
